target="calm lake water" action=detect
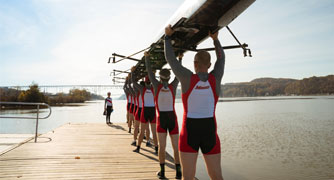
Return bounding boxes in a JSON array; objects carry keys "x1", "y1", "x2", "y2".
[{"x1": 1, "y1": 96, "x2": 333, "y2": 180}]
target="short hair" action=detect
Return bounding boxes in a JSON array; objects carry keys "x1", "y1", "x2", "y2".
[
  {"x1": 194, "y1": 50, "x2": 211, "y2": 66},
  {"x1": 159, "y1": 69, "x2": 170, "y2": 80},
  {"x1": 140, "y1": 81, "x2": 145, "y2": 86}
]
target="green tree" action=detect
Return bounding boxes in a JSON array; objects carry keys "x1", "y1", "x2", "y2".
[{"x1": 18, "y1": 83, "x2": 47, "y2": 102}]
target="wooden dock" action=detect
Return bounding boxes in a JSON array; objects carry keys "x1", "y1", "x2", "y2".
[{"x1": 0, "y1": 123, "x2": 180, "y2": 179}]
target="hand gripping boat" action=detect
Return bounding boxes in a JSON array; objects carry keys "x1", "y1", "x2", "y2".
[{"x1": 110, "y1": 0, "x2": 256, "y2": 82}]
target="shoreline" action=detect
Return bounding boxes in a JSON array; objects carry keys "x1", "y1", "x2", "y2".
[
  {"x1": 2, "y1": 95, "x2": 333, "y2": 110},
  {"x1": 0, "y1": 101, "x2": 103, "y2": 110}
]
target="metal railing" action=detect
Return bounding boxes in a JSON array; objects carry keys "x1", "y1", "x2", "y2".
[{"x1": 0, "y1": 102, "x2": 52, "y2": 143}]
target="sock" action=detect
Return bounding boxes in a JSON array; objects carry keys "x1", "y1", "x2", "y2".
[
  {"x1": 160, "y1": 163, "x2": 165, "y2": 172},
  {"x1": 159, "y1": 164, "x2": 165, "y2": 177},
  {"x1": 176, "y1": 164, "x2": 181, "y2": 177}
]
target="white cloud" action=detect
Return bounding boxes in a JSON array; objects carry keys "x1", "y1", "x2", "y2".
[{"x1": 1, "y1": 0, "x2": 333, "y2": 86}]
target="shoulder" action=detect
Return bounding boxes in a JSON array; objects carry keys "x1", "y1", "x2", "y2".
[
  {"x1": 208, "y1": 73, "x2": 216, "y2": 81},
  {"x1": 191, "y1": 74, "x2": 199, "y2": 81}
]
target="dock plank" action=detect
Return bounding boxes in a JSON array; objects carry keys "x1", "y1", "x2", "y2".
[{"x1": 0, "y1": 123, "x2": 180, "y2": 179}]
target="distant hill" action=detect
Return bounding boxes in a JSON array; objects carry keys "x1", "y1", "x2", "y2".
[
  {"x1": 114, "y1": 75, "x2": 334, "y2": 99},
  {"x1": 285, "y1": 75, "x2": 334, "y2": 95},
  {"x1": 222, "y1": 75, "x2": 334, "y2": 97},
  {"x1": 250, "y1": 77, "x2": 297, "y2": 84}
]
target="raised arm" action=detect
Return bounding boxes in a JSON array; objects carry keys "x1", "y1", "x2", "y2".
[
  {"x1": 171, "y1": 77, "x2": 179, "y2": 94},
  {"x1": 170, "y1": 56, "x2": 181, "y2": 94},
  {"x1": 164, "y1": 25, "x2": 192, "y2": 93},
  {"x1": 209, "y1": 31, "x2": 225, "y2": 96},
  {"x1": 131, "y1": 71, "x2": 143, "y2": 94},
  {"x1": 123, "y1": 79, "x2": 129, "y2": 97},
  {"x1": 128, "y1": 83, "x2": 136, "y2": 96},
  {"x1": 144, "y1": 52, "x2": 159, "y2": 94}
]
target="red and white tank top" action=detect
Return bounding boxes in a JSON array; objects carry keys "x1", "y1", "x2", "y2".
[
  {"x1": 155, "y1": 84, "x2": 174, "y2": 112},
  {"x1": 127, "y1": 94, "x2": 130, "y2": 103},
  {"x1": 142, "y1": 87, "x2": 155, "y2": 107},
  {"x1": 138, "y1": 92, "x2": 143, "y2": 108},
  {"x1": 182, "y1": 74, "x2": 218, "y2": 118}
]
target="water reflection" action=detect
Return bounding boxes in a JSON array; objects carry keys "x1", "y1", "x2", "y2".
[{"x1": 1, "y1": 97, "x2": 333, "y2": 180}]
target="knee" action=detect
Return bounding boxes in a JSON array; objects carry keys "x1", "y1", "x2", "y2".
[
  {"x1": 159, "y1": 143, "x2": 166, "y2": 150},
  {"x1": 208, "y1": 170, "x2": 223, "y2": 180},
  {"x1": 182, "y1": 173, "x2": 195, "y2": 180}
]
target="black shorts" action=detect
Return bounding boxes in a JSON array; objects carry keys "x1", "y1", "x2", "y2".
[
  {"x1": 127, "y1": 103, "x2": 131, "y2": 111},
  {"x1": 106, "y1": 106, "x2": 113, "y2": 116},
  {"x1": 157, "y1": 111, "x2": 178, "y2": 134},
  {"x1": 141, "y1": 107, "x2": 156, "y2": 123},
  {"x1": 182, "y1": 117, "x2": 219, "y2": 154},
  {"x1": 133, "y1": 105, "x2": 137, "y2": 114},
  {"x1": 130, "y1": 104, "x2": 134, "y2": 113},
  {"x1": 136, "y1": 107, "x2": 142, "y2": 121}
]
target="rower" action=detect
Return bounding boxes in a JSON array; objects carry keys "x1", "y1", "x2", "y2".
[{"x1": 164, "y1": 25, "x2": 225, "y2": 180}]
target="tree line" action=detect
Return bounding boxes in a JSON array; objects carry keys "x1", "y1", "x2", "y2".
[
  {"x1": 221, "y1": 75, "x2": 334, "y2": 97},
  {"x1": 0, "y1": 84, "x2": 104, "y2": 105}
]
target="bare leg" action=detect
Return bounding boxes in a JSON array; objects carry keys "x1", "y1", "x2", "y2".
[
  {"x1": 179, "y1": 152, "x2": 198, "y2": 180},
  {"x1": 137, "y1": 122, "x2": 148, "y2": 147},
  {"x1": 203, "y1": 153, "x2": 223, "y2": 180},
  {"x1": 126, "y1": 111, "x2": 129, "y2": 123},
  {"x1": 150, "y1": 123, "x2": 158, "y2": 147},
  {"x1": 132, "y1": 114, "x2": 135, "y2": 128},
  {"x1": 133, "y1": 120, "x2": 140, "y2": 140},
  {"x1": 157, "y1": 133, "x2": 167, "y2": 163},
  {"x1": 145, "y1": 124, "x2": 150, "y2": 142},
  {"x1": 128, "y1": 113, "x2": 133, "y2": 128},
  {"x1": 170, "y1": 134, "x2": 180, "y2": 164}
]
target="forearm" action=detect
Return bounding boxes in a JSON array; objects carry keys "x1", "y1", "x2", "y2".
[
  {"x1": 131, "y1": 73, "x2": 142, "y2": 91},
  {"x1": 164, "y1": 36, "x2": 192, "y2": 83},
  {"x1": 212, "y1": 40, "x2": 225, "y2": 80},
  {"x1": 145, "y1": 56, "x2": 159, "y2": 89},
  {"x1": 171, "y1": 77, "x2": 179, "y2": 92},
  {"x1": 211, "y1": 39, "x2": 225, "y2": 96}
]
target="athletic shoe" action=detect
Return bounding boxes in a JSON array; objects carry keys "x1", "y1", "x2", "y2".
[
  {"x1": 131, "y1": 140, "x2": 136, "y2": 146},
  {"x1": 146, "y1": 141, "x2": 152, "y2": 147},
  {"x1": 175, "y1": 173, "x2": 182, "y2": 179},
  {"x1": 157, "y1": 171, "x2": 166, "y2": 179},
  {"x1": 133, "y1": 146, "x2": 140, "y2": 153}
]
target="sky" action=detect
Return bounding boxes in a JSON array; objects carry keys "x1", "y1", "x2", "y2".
[{"x1": 0, "y1": 0, "x2": 333, "y2": 86}]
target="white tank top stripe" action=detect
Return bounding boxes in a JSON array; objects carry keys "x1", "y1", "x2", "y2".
[
  {"x1": 143, "y1": 87, "x2": 155, "y2": 107},
  {"x1": 183, "y1": 74, "x2": 217, "y2": 119},
  {"x1": 157, "y1": 85, "x2": 174, "y2": 112}
]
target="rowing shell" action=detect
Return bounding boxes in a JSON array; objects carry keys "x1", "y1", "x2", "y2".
[{"x1": 127, "y1": 0, "x2": 255, "y2": 81}]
